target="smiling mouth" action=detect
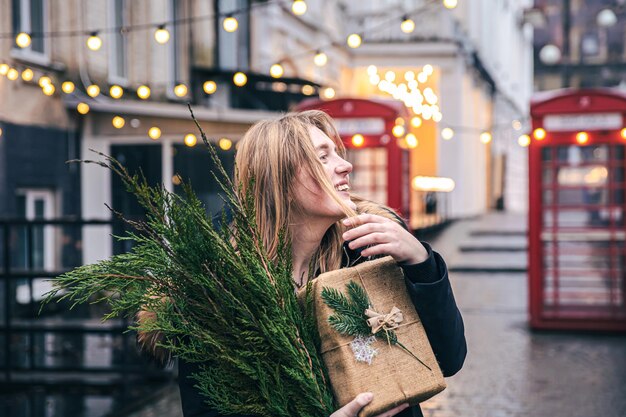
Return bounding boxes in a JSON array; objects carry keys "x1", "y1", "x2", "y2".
[{"x1": 335, "y1": 184, "x2": 350, "y2": 192}]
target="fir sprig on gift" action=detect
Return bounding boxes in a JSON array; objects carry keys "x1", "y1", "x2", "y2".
[
  {"x1": 41, "y1": 106, "x2": 336, "y2": 417},
  {"x1": 321, "y1": 281, "x2": 430, "y2": 369}
]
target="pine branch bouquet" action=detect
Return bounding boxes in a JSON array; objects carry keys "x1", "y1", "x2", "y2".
[{"x1": 42, "y1": 109, "x2": 335, "y2": 417}]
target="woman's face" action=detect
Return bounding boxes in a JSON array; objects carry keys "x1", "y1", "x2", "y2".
[{"x1": 292, "y1": 126, "x2": 356, "y2": 220}]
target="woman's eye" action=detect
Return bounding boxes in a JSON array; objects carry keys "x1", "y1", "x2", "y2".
[{"x1": 319, "y1": 154, "x2": 328, "y2": 162}]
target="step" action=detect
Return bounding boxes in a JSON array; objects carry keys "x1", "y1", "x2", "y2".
[
  {"x1": 449, "y1": 252, "x2": 528, "y2": 273},
  {"x1": 458, "y1": 236, "x2": 527, "y2": 253}
]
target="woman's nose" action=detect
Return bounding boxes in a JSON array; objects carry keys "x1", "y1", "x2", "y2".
[{"x1": 336, "y1": 157, "x2": 353, "y2": 175}]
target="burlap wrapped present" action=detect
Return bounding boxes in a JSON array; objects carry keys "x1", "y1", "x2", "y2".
[{"x1": 307, "y1": 256, "x2": 446, "y2": 417}]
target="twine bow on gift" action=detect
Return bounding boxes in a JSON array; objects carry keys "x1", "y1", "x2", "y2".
[{"x1": 365, "y1": 306, "x2": 404, "y2": 334}]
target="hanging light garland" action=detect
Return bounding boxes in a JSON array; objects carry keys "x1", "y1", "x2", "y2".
[{"x1": 154, "y1": 25, "x2": 170, "y2": 44}]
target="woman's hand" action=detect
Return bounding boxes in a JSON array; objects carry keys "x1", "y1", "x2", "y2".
[
  {"x1": 330, "y1": 393, "x2": 409, "y2": 417},
  {"x1": 342, "y1": 214, "x2": 428, "y2": 265}
]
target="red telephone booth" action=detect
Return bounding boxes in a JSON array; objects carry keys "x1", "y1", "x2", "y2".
[
  {"x1": 296, "y1": 98, "x2": 411, "y2": 218},
  {"x1": 529, "y1": 88, "x2": 626, "y2": 331}
]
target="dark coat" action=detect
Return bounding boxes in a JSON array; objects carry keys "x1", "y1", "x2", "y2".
[{"x1": 178, "y1": 241, "x2": 467, "y2": 417}]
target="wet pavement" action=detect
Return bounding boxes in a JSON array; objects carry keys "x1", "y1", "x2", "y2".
[{"x1": 124, "y1": 212, "x2": 626, "y2": 417}]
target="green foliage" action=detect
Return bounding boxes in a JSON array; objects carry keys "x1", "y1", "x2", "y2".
[{"x1": 42, "y1": 106, "x2": 335, "y2": 417}]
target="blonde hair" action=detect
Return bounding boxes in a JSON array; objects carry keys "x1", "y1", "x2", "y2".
[{"x1": 235, "y1": 110, "x2": 358, "y2": 274}]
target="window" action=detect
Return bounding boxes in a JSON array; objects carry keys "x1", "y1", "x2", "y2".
[
  {"x1": 11, "y1": 0, "x2": 49, "y2": 64},
  {"x1": 109, "y1": 0, "x2": 128, "y2": 84},
  {"x1": 218, "y1": 0, "x2": 249, "y2": 70}
]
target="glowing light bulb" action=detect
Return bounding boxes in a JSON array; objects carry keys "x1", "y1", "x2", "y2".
[
  {"x1": 533, "y1": 128, "x2": 546, "y2": 140},
  {"x1": 512, "y1": 120, "x2": 522, "y2": 130},
  {"x1": 385, "y1": 71, "x2": 396, "y2": 82},
  {"x1": 392, "y1": 125, "x2": 405, "y2": 138},
  {"x1": 87, "y1": 32, "x2": 102, "y2": 51},
  {"x1": 148, "y1": 127, "x2": 161, "y2": 140},
  {"x1": 401, "y1": 17, "x2": 415, "y2": 33},
  {"x1": 223, "y1": 16, "x2": 238, "y2": 32},
  {"x1": 441, "y1": 127, "x2": 454, "y2": 140},
  {"x1": 480, "y1": 132, "x2": 492, "y2": 144},
  {"x1": 352, "y1": 134, "x2": 364, "y2": 147},
  {"x1": 203, "y1": 80, "x2": 217, "y2": 94},
  {"x1": 16, "y1": 32, "x2": 31, "y2": 48},
  {"x1": 174, "y1": 83, "x2": 188, "y2": 97},
  {"x1": 411, "y1": 116, "x2": 423, "y2": 128},
  {"x1": 38, "y1": 75, "x2": 52, "y2": 88},
  {"x1": 7, "y1": 69, "x2": 19, "y2": 81},
  {"x1": 137, "y1": 85, "x2": 151, "y2": 99},
  {"x1": 367, "y1": 65, "x2": 377, "y2": 76},
  {"x1": 518, "y1": 134, "x2": 531, "y2": 147},
  {"x1": 219, "y1": 138, "x2": 232, "y2": 150},
  {"x1": 62, "y1": 81, "x2": 75, "y2": 94},
  {"x1": 621, "y1": 128, "x2": 626, "y2": 140},
  {"x1": 405, "y1": 133, "x2": 418, "y2": 148},
  {"x1": 233, "y1": 72, "x2": 247, "y2": 86},
  {"x1": 314, "y1": 51, "x2": 328, "y2": 66},
  {"x1": 270, "y1": 64, "x2": 284, "y2": 78},
  {"x1": 292, "y1": 0, "x2": 307, "y2": 15},
  {"x1": 110, "y1": 85, "x2": 124, "y2": 99},
  {"x1": 112, "y1": 116, "x2": 125, "y2": 129},
  {"x1": 154, "y1": 25, "x2": 170, "y2": 44},
  {"x1": 77, "y1": 103, "x2": 90, "y2": 114},
  {"x1": 42, "y1": 83, "x2": 55, "y2": 96},
  {"x1": 301, "y1": 85, "x2": 315, "y2": 95},
  {"x1": 0, "y1": 64, "x2": 9, "y2": 75},
  {"x1": 323, "y1": 87, "x2": 336, "y2": 99},
  {"x1": 347, "y1": 33, "x2": 362, "y2": 48},
  {"x1": 576, "y1": 131, "x2": 589, "y2": 144},
  {"x1": 184, "y1": 133, "x2": 197, "y2": 147},
  {"x1": 423, "y1": 64, "x2": 434, "y2": 75},
  {"x1": 87, "y1": 84, "x2": 100, "y2": 98},
  {"x1": 21, "y1": 68, "x2": 34, "y2": 81},
  {"x1": 443, "y1": 0, "x2": 458, "y2": 9}
]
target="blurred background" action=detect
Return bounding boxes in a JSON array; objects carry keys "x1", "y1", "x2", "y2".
[{"x1": 0, "y1": 0, "x2": 625, "y2": 416}]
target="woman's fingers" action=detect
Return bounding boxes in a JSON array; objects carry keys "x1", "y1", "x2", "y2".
[
  {"x1": 329, "y1": 392, "x2": 373, "y2": 417},
  {"x1": 329, "y1": 393, "x2": 409, "y2": 417}
]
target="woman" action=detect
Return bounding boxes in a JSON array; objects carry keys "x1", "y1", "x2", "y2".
[{"x1": 144, "y1": 110, "x2": 466, "y2": 417}]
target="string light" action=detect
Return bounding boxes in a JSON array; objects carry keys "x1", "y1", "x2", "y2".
[
  {"x1": 301, "y1": 85, "x2": 315, "y2": 95},
  {"x1": 384, "y1": 71, "x2": 396, "y2": 82},
  {"x1": 322, "y1": 87, "x2": 335, "y2": 99},
  {"x1": 154, "y1": 25, "x2": 170, "y2": 44},
  {"x1": 576, "y1": 131, "x2": 589, "y2": 144},
  {"x1": 184, "y1": 133, "x2": 197, "y2": 147},
  {"x1": 137, "y1": 85, "x2": 151, "y2": 99},
  {"x1": 292, "y1": 0, "x2": 307, "y2": 15},
  {"x1": 367, "y1": 65, "x2": 377, "y2": 76},
  {"x1": 203, "y1": 80, "x2": 217, "y2": 94},
  {"x1": 401, "y1": 16, "x2": 415, "y2": 33},
  {"x1": 87, "y1": 32, "x2": 102, "y2": 51},
  {"x1": 441, "y1": 127, "x2": 454, "y2": 140},
  {"x1": 233, "y1": 72, "x2": 247, "y2": 87},
  {"x1": 15, "y1": 32, "x2": 31, "y2": 48},
  {"x1": 87, "y1": 84, "x2": 100, "y2": 98},
  {"x1": 219, "y1": 137, "x2": 232, "y2": 150},
  {"x1": 411, "y1": 116, "x2": 422, "y2": 128},
  {"x1": 174, "y1": 83, "x2": 188, "y2": 97},
  {"x1": 351, "y1": 134, "x2": 365, "y2": 147},
  {"x1": 270, "y1": 63, "x2": 284, "y2": 78},
  {"x1": 112, "y1": 116, "x2": 125, "y2": 128},
  {"x1": 314, "y1": 51, "x2": 328, "y2": 66},
  {"x1": 443, "y1": 0, "x2": 458, "y2": 9},
  {"x1": 512, "y1": 120, "x2": 522, "y2": 130},
  {"x1": 533, "y1": 128, "x2": 546, "y2": 140},
  {"x1": 405, "y1": 133, "x2": 418, "y2": 148},
  {"x1": 423, "y1": 64, "x2": 434, "y2": 75},
  {"x1": 148, "y1": 126, "x2": 161, "y2": 140},
  {"x1": 7, "y1": 68, "x2": 19, "y2": 81},
  {"x1": 518, "y1": 134, "x2": 530, "y2": 147},
  {"x1": 21, "y1": 68, "x2": 34, "y2": 81},
  {"x1": 62, "y1": 81, "x2": 75, "y2": 93},
  {"x1": 621, "y1": 128, "x2": 626, "y2": 140},
  {"x1": 77, "y1": 103, "x2": 90, "y2": 114},
  {"x1": 392, "y1": 125, "x2": 405, "y2": 137},
  {"x1": 223, "y1": 15, "x2": 238, "y2": 32},
  {"x1": 42, "y1": 83, "x2": 55, "y2": 96},
  {"x1": 480, "y1": 132, "x2": 492, "y2": 144},
  {"x1": 347, "y1": 33, "x2": 362, "y2": 48},
  {"x1": 110, "y1": 85, "x2": 124, "y2": 99},
  {"x1": 38, "y1": 76, "x2": 51, "y2": 87},
  {"x1": 0, "y1": 64, "x2": 8, "y2": 75}
]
